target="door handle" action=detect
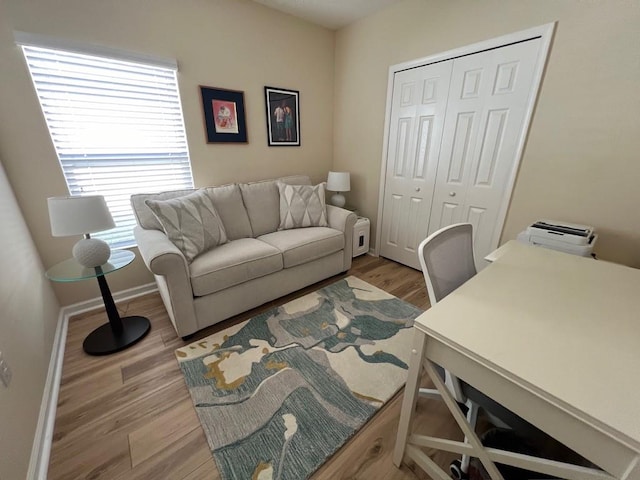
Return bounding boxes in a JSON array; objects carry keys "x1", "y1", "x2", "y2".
[
  {"x1": 415, "y1": 187, "x2": 421, "y2": 192},
  {"x1": 449, "y1": 191, "x2": 456, "y2": 197}
]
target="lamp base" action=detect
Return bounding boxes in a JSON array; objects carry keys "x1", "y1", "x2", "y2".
[
  {"x1": 83, "y1": 316, "x2": 151, "y2": 355},
  {"x1": 330, "y1": 193, "x2": 346, "y2": 208},
  {"x1": 73, "y1": 238, "x2": 111, "y2": 267}
]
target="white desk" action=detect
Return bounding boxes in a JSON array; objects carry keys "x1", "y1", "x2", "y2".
[{"x1": 394, "y1": 241, "x2": 640, "y2": 480}]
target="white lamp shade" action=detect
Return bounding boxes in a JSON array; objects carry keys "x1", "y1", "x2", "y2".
[
  {"x1": 327, "y1": 171, "x2": 351, "y2": 192},
  {"x1": 48, "y1": 195, "x2": 115, "y2": 237}
]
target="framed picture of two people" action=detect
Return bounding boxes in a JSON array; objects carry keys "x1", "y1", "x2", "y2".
[{"x1": 265, "y1": 86, "x2": 300, "y2": 147}]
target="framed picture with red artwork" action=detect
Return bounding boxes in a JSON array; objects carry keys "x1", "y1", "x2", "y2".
[{"x1": 200, "y1": 86, "x2": 248, "y2": 143}]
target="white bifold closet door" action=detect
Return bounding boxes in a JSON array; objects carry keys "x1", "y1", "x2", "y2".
[{"x1": 380, "y1": 39, "x2": 541, "y2": 270}]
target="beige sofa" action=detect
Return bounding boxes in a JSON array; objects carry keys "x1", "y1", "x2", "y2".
[{"x1": 132, "y1": 175, "x2": 357, "y2": 339}]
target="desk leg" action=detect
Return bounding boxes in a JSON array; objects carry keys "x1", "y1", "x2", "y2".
[
  {"x1": 82, "y1": 273, "x2": 151, "y2": 356},
  {"x1": 622, "y1": 460, "x2": 640, "y2": 480},
  {"x1": 393, "y1": 328, "x2": 427, "y2": 467},
  {"x1": 423, "y1": 359, "x2": 505, "y2": 480}
]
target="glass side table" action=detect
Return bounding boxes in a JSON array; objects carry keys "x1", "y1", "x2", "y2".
[{"x1": 46, "y1": 250, "x2": 151, "y2": 356}]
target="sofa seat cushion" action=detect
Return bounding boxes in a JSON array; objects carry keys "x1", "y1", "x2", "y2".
[
  {"x1": 258, "y1": 227, "x2": 344, "y2": 269},
  {"x1": 189, "y1": 238, "x2": 283, "y2": 296}
]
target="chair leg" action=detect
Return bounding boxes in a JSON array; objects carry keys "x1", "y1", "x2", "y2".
[
  {"x1": 418, "y1": 387, "x2": 442, "y2": 400},
  {"x1": 460, "y1": 400, "x2": 480, "y2": 474}
]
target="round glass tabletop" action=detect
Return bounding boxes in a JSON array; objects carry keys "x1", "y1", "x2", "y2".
[{"x1": 45, "y1": 249, "x2": 135, "y2": 283}]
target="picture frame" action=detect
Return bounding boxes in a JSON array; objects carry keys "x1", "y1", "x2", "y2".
[
  {"x1": 264, "y1": 86, "x2": 300, "y2": 146},
  {"x1": 200, "y1": 86, "x2": 248, "y2": 143}
]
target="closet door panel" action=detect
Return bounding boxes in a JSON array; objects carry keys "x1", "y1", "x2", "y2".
[
  {"x1": 379, "y1": 62, "x2": 453, "y2": 269},
  {"x1": 427, "y1": 39, "x2": 541, "y2": 267}
]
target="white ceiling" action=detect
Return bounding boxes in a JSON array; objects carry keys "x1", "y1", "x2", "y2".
[{"x1": 252, "y1": 0, "x2": 403, "y2": 30}]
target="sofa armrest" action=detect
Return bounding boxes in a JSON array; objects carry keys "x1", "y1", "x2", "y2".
[
  {"x1": 326, "y1": 205, "x2": 357, "y2": 271},
  {"x1": 134, "y1": 226, "x2": 184, "y2": 271},
  {"x1": 134, "y1": 226, "x2": 198, "y2": 337}
]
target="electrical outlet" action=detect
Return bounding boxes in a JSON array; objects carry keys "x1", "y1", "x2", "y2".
[{"x1": 0, "y1": 351, "x2": 12, "y2": 388}]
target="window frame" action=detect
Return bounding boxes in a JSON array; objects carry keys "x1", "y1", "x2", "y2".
[{"x1": 16, "y1": 32, "x2": 194, "y2": 248}]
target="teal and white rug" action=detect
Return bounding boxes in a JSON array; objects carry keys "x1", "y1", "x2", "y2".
[{"x1": 176, "y1": 276, "x2": 423, "y2": 480}]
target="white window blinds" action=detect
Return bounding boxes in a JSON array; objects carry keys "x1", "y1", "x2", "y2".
[{"x1": 21, "y1": 45, "x2": 194, "y2": 248}]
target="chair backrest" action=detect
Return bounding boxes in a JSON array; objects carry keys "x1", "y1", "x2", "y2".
[
  {"x1": 419, "y1": 223, "x2": 478, "y2": 403},
  {"x1": 418, "y1": 223, "x2": 477, "y2": 305}
]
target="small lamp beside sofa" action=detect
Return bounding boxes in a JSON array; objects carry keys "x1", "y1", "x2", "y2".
[
  {"x1": 132, "y1": 175, "x2": 357, "y2": 339},
  {"x1": 326, "y1": 171, "x2": 350, "y2": 208}
]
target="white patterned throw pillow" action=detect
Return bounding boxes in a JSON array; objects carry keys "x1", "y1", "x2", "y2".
[
  {"x1": 278, "y1": 182, "x2": 328, "y2": 230},
  {"x1": 145, "y1": 189, "x2": 228, "y2": 262}
]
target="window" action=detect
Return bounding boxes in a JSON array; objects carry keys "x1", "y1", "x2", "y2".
[{"x1": 20, "y1": 42, "x2": 194, "y2": 247}]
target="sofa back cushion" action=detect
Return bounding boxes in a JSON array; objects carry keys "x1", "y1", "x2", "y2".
[
  {"x1": 145, "y1": 189, "x2": 228, "y2": 262},
  {"x1": 131, "y1": 189, "x2": 196, "y2": 230},
  {"x1": 278, "y1": 182, "x2": 328, "y2": 230},
  {"x1": 131, "y1": 184, "x2": 252, "y2": 240},
  {"x1": 240, "y1": 175, "x2": 310, "y2": 237},
  {"x1": 203, "y1": 184, "x2": 252, "y2": 240}
]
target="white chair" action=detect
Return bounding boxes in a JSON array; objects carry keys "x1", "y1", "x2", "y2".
[
  {"x1": 418, "y1": 223, "x2": 477, "y2": 306},
  {"x1": 417, "y1": 224, "x2": 554, "y2": 479},
  {"x1": 417, "y1": 223, "x2": 479, "y2": 479}
]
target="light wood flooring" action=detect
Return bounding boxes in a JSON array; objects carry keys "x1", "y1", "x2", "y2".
[{"x1": 48, "y1": 255, "x2": 464, "y2": 479}]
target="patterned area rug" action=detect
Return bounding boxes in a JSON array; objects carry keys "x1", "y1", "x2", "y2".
[{"x1": 176, "y1": 276, "x2": 423, "y2": 480}]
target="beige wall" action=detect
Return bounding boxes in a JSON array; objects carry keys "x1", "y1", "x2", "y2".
[
  {"x1": 0, "y1": 0, "x2": 335, "y2": 306},
  {"x1": 0, "y1": 156, "x2": 61, "y2": 480},
  {"x1": 334, "y1": 0, "x2": 640, "y2": 267},
  {"x1": 2, "y1": 0, "x2": 638, "y2": 309},
  {"x1": 0, "y1": 1, "x2": 636, "y2": 475}
]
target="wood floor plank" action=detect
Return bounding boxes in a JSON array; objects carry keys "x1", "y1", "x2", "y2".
[
  {"x1": 120, "y1": 343, "x2": 181, "y2": 383},
  {"x1": 48, "y1": 255, "x2": 460, "y2": 480},
  {"x1": 48, "y1": 432, "x2": 131, "y2": 480},
  {"x1": 128, "y1": 399, "x2": 200, "y2": 468},
  {"x1": 52, "y1": 371, "x2": 184, "y2": 446},
  {"x1": 54, "y1": 367, "x2": 123, "y2": 418},
  {"x1": 116, "y1": 428, "x2": 213, "y2": 480},
  {"x1": 59, "y1": 329, "x2": 166, "y2": 388}
]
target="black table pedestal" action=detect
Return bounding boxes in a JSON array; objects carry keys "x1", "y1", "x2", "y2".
[{"x1": 82, "y1": 267, "x2": 151, "y2": 356}]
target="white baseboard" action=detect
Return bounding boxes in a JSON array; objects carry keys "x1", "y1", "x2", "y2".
[
  {"x1": 62, "y1": 281, "x2": 158, "y2": 318},
  {"x1": 26, "y1": 281, "x2": 158, "y2": 480},
  {"x1": 26, "y1": 308, "x2": 67, "y2": 480}
]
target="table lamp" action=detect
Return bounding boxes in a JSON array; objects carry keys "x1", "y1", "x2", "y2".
[
  {"x1": 326, "y1": 171, "x2": 351, "y2": 208},
  {"x1": 48, "y1": 195, "x2": 116, "y2": 268}
]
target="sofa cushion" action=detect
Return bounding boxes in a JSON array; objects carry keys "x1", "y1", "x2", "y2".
[
  {"x1": 278, "y1": 182, "x2": 328, "y2": 230},
  {"x1": 131, "y1": 189, "x2": 196, "y2": 230},
  {"x1": 258, "y1": 227, "x2": 344, "y2": 268},
  {"x1": 146, "y1": 189, "x2": 228, "y2": 262},
  {"x1": 239, "y1": 180, "x2": 279, "y2": 237},
  {"x1": 189, "y1": 238, "x2": 283, "y2": 296},
  {"x1": 240, "y1": 175, "x2": 312, "y2": 237},
  {"x1": 203, "y1": 184, "x2": 252, "y2": 240}
]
